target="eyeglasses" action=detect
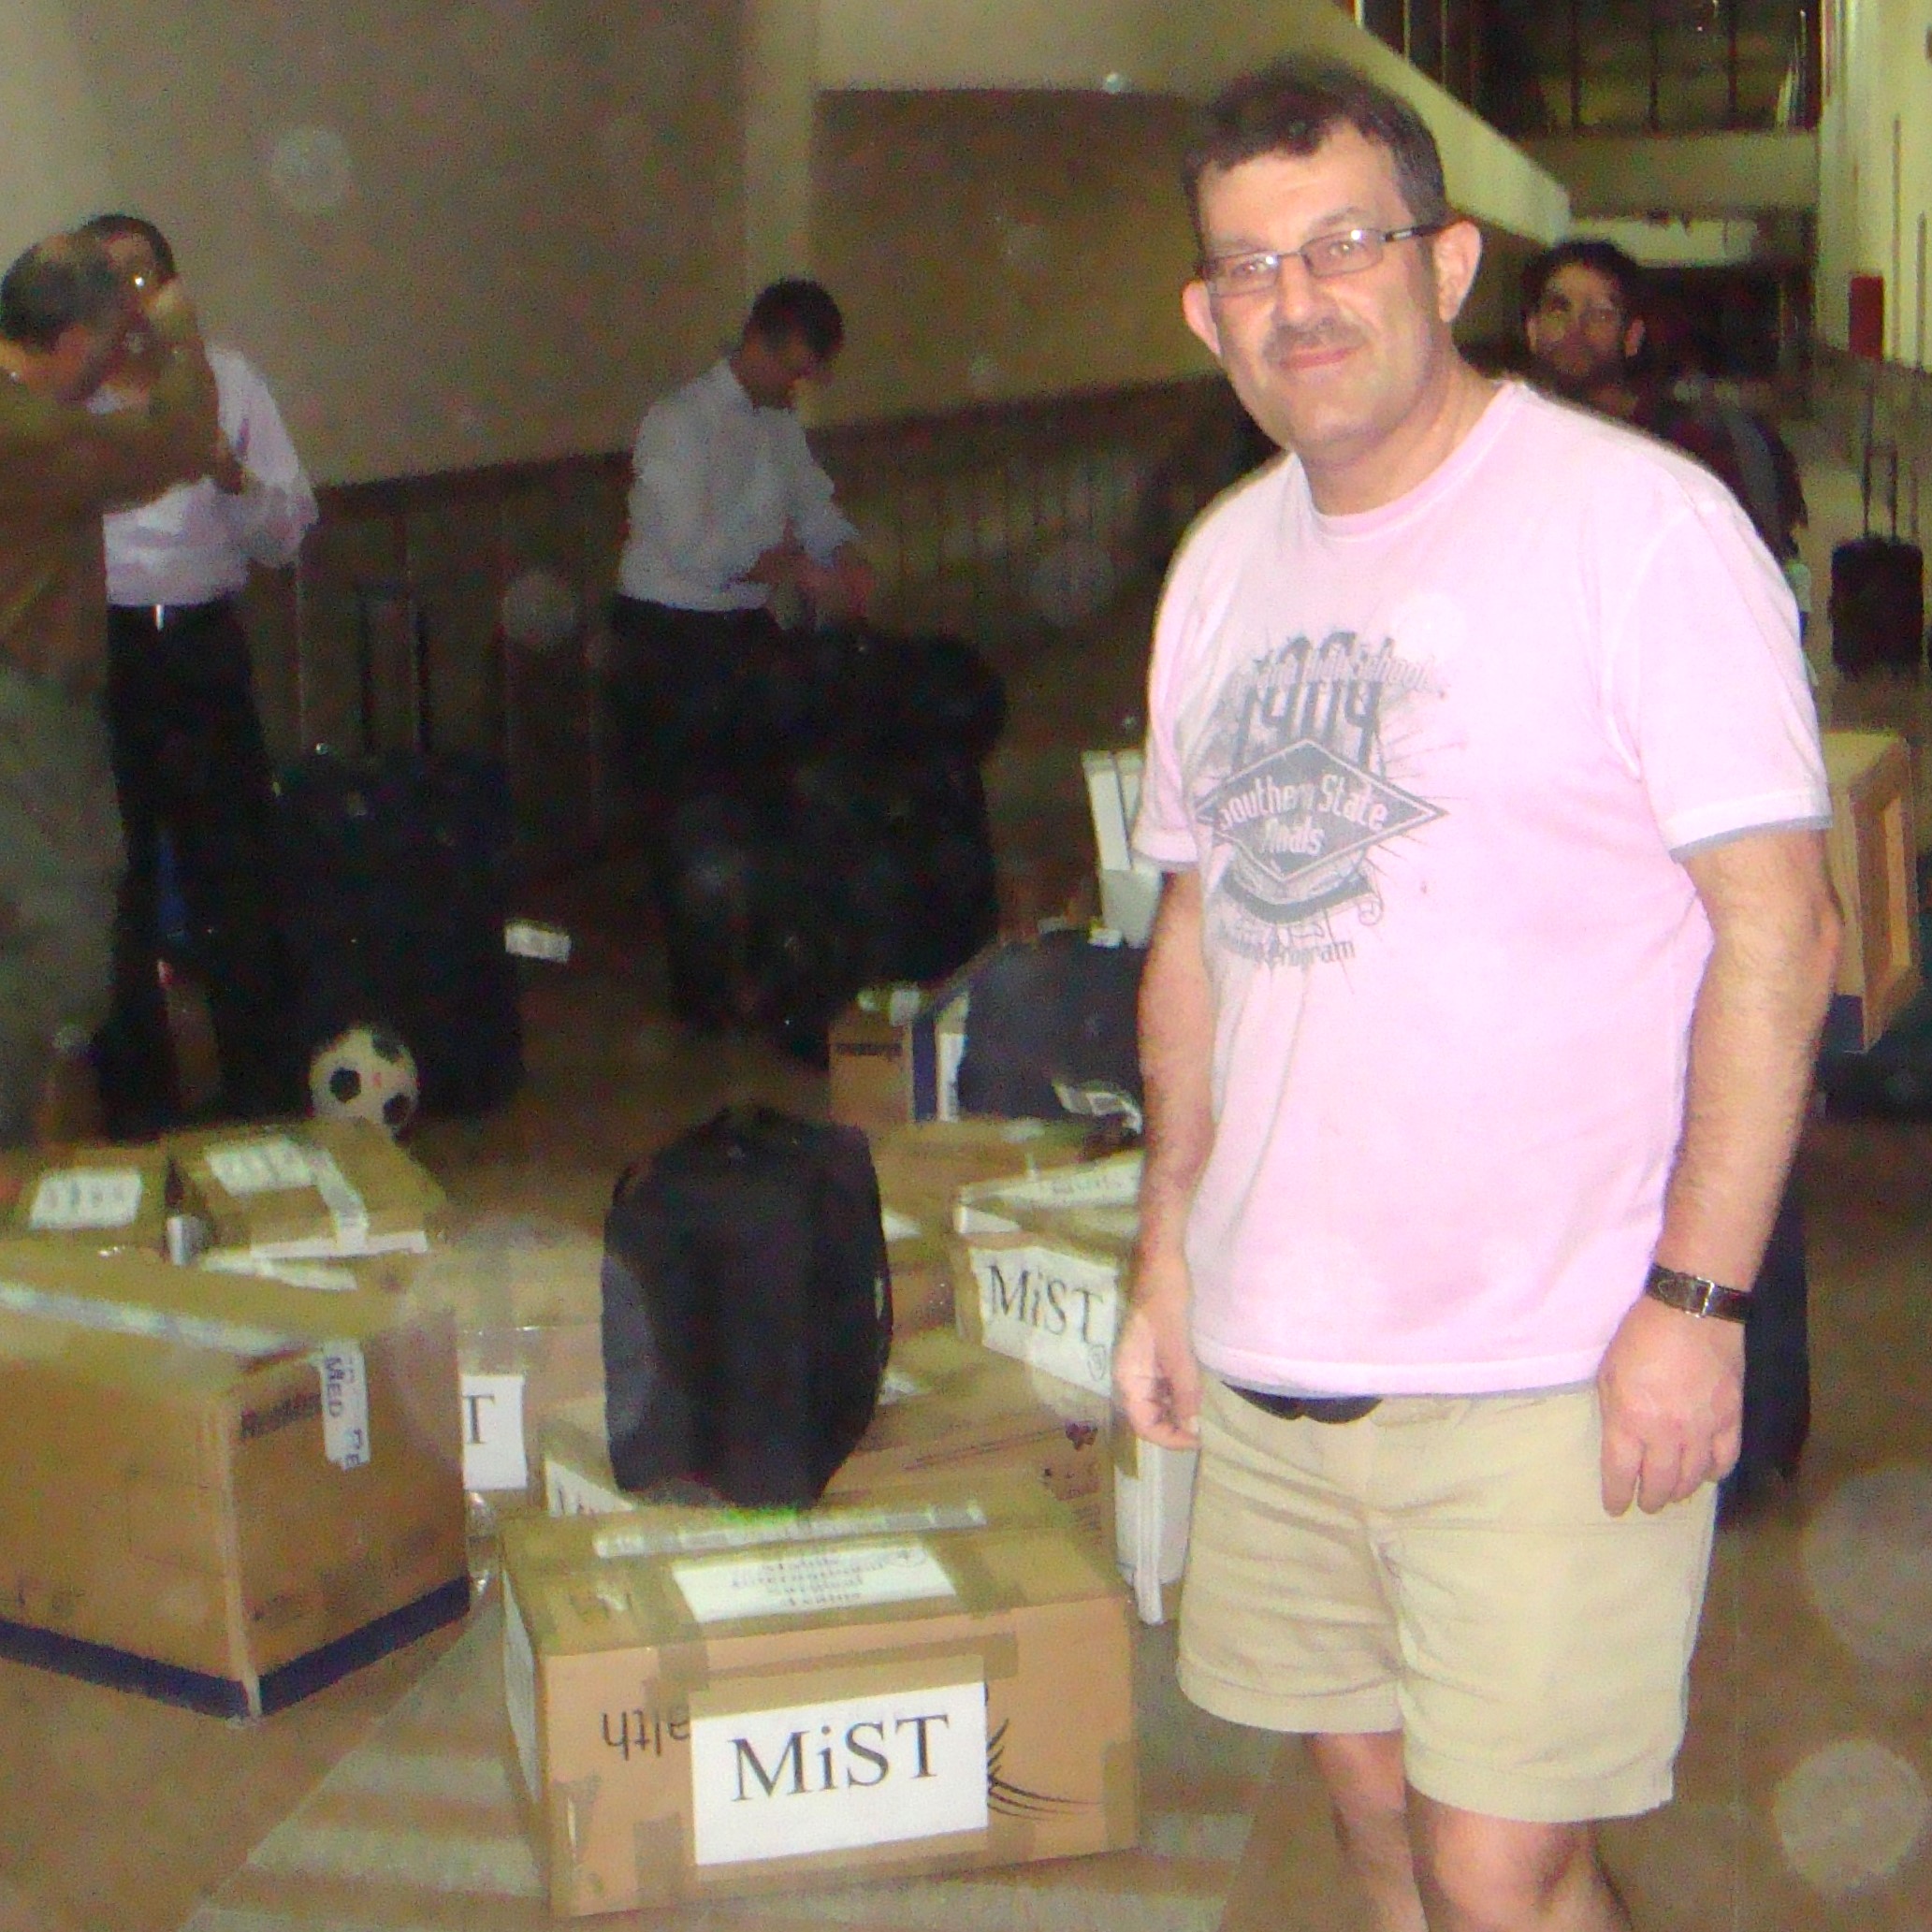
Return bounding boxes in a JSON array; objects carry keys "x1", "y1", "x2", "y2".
[{"x1": 1199, "y1": 224, "x2": 1446, "y2": 298}]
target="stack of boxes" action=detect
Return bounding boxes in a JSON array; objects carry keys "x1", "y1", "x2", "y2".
[
  {"x1": 0, "y1": 1122, "x2": 467, "y2": 1717},
  {"x1": 2, "y1": 918, "x2": 1183, "y2": 1910}
]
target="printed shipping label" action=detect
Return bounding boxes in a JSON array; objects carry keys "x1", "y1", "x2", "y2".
[
  {"x1": 315, "y1": 1341, "x2": 371, "y2": 1469},
  {"x1": 27, "y1": 1168, "x2": 143, "y2": 1230},
  {"x1": 970, "y1": 1242, "x2": 1122, "y2": 1399},
  {"x1": 460, "y1": 1373, "x2": 529, "y2": 1490},
  {"x1": 206, "y1": 1136, "x2": 318, "y2": 1195},
  {"x1": 690, "y1": 1678, "x2": 988, "y2": 1867},
  {"x1": 671, "y1": 1538, "x2": 957, "y2": 1625}
]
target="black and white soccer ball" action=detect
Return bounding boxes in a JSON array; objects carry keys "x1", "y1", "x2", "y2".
[{"x1": 309, "y1": 1024, "x2": 420, "y2": 1134}]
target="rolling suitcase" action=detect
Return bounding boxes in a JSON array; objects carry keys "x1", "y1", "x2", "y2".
[
  {"x1": 1831, "y1": 441, "x2": 1924, "y2": 677},
  {"x1": 953, "y1": 930, "x2": 1145, "y2": 1123},
  {"x1": 277, "y1": 587, "x2": 523, "y2": 1115}
]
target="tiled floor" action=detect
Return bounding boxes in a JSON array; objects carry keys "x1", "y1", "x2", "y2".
[{"x1": 6, "y1": 419, "x2": 1932, "y2": 1930}]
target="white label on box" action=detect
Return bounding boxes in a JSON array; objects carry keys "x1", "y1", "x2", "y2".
[
  {"x1": 27, "y1": 1168, "x2": 144, "y2": 1230},
  {"x1": 207, "y1": 1136, "x2": 317, "y2": 1195},
  {"x1": 593, "y1": 1498, "x2": 985, "y2": 1563},
  {"x1": 316, "y1": 1341, "x2": 371, "y2": 1469},
  {"x1": 970, "y1": 1242, "x2": 1121, "y2": 1399},
  {"x1": 545, "y1": 1453, "x2": 636, "y2": 1518},
  {"x1": 671, "y1": 1538, "x2": 957, "y2": 1625},
  {"x1": 501, "y1": 1573, "x2": 540, "y2": 1799},
  {"x1": 461, "y1": 1373, "x2": 529, "y2": 1490},
  {"x1": 690, "y1": 1678, "x2": 987, "y2": 1867}
]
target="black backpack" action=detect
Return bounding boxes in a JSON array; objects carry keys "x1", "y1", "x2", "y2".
[{"x1": 601, "y1": 1108, "x2": 893, "y2": 1506}]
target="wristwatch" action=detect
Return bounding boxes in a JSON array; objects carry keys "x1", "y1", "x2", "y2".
[{"x1": 1643, "y1": 1263, "x2": 1751, "y2": 1323}]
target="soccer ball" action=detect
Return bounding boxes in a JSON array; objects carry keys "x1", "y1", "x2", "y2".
[{"x1": 309, "y1": 1024, "x2": 420, "y2": 1134}]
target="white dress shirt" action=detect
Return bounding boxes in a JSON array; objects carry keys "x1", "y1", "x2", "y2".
[
  {"x1": 617, "y1": 357, "x2": 858, "y2": 611},
  {"x1": 103, "y1": 345, "x2": 317, "y2": 606}
]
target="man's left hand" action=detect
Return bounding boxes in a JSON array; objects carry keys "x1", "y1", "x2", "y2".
[{"x1": 1597, "y1": 1291, "x2": 1744, "y2": 1516}]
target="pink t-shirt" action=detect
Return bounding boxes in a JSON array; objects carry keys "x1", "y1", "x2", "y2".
[{"x1": 1134, "y1": 382, "x2": 1829, "y2": 1396}]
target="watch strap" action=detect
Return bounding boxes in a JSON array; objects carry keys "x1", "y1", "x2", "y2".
[{"x1": 1644, "y1": 1262, "x2": 1751, "y2": 1323}]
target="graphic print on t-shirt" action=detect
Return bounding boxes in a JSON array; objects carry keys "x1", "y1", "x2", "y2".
[{"x1": 1196, "y1": 631, "x2": 1444, "y2": 966}]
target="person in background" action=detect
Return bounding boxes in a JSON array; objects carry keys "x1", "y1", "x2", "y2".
[
  {"x1": 78, "y1": 213, "x2": 316, "y2": 1134},
  {"x1": 0, "y1": 231, "x2": 217, "y2": 1145},
  {"x1": 1523, "y1": 235, "x2": 1820, "y2": 1515},
  {"x1": 1118, "y1": 58, "x2": 1838, "y2": 1931},
  {"x1": 1521, "y1": 239, "x2": 1808, "y2": 574},
  {"x1": 608, "y1": 278, "x2": 874, "y2": 810}
]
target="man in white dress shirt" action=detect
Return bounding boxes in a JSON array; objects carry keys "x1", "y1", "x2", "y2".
[
  {"x1": 609, "y1": 279, "x2": 873, "y2": 809},
  {"x1": 80, "y1": 213, "x2": 318, "y2": 1131}
]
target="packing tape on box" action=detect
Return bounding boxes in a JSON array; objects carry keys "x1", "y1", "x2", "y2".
[{"x1": 589, "y1": 1497, "x2": 989, "y2": 1563}]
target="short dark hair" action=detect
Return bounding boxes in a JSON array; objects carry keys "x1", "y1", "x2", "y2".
[
  {"x1": 1183, "y1": 57, "x2": 1451, "y2": 250},
  {"x1": 0, "y1": 236, "x2": 127, "y2": 350},
  {"x1": 745, "y1": 279, "x2": 844, "y2": 361},
  {"x1": 1519, "y1": 240, "x2": 1645, "y2": 322},
  {"x1": 77, "y1": 212, "x2": 180, "y2": 283}
]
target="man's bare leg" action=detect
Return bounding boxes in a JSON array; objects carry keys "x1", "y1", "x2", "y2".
[
  {"x1": 1306, "y1": 1733, "x2": 1426, "y2": 1932},
  {"x1": 1412, "y1": 1798, "x2": 1631, "y2": 1931}
]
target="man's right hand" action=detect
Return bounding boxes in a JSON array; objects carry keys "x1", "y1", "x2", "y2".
[
  {"x1": 746, "y1": 537, "x2": 808, "y2": 590},
  {"x1": 1115, "y1": 1253, "x2": 1201, "y2": 1449}
]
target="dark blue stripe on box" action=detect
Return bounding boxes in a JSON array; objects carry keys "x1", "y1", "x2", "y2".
[{"x1": 0, "y1": 1574, "x2": 471, "y2": 1721}]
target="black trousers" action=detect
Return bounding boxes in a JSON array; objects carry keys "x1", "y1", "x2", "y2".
[
  {"x1": 605, "y1": 596, "x2": 835, "y2": 809},
  {"x1": 95, "y1": 601, "x2": 299, "y2": 1130}
]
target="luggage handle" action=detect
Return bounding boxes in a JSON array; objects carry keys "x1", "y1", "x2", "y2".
[
  {"x1": 1860, "y1": 440, "x2": 1902, "y2": 542},
  {"x1": 352, "y1": 579, "x2": 435, "y2": 757}
]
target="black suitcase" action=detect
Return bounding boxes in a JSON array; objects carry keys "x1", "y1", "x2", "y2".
[
  {"x1": 810, "y1": 627, "x2": 1009, "y2": 765},
  {"x1": 1720, "y1": 1186, "x2": 1809, "y2": 1514},
  {"x1": 653, "y1": 753, "x2": 999, "y2": 1055},
  {"x1": 276, "y1": 587, "x2": 523, "y2": 1115},
  {"x1": 1831, "y1": 442, "x2": 1924, "y2": 676},
  {"x1": 601, "y1": 1107, "x2": 893, "y2": 1506},
  {"x1": 954, "y1": 931, "x2": 1145, "y2": 1122}
]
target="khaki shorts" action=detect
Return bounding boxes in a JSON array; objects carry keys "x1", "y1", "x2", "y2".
[{"x1": 1179, "y1": 1377, "x2": 1717, "y2": 1823}]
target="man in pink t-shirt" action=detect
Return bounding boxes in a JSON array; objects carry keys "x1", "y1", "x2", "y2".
[{"x1": 1115, "y1": 58, "x2": 1838, "y2": 1932}]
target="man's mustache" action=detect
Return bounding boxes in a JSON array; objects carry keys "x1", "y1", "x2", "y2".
[{"x1": 1262, "y1": 320, "x2": 1363, "y2": 366}]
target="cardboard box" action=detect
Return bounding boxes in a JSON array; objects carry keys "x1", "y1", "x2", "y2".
[
  {"x1": 457, "y1": 1321, "x2": 603, "y2": 1496},
  {"x1": 405, "y1": 1209, "x2": 607, "y2": 1329},
  {"x1": 1, "y1": 1144, "x2": 172, "y2": 1256},
  {"x1": 541, "y1": 1329, "x2": 1112, "y2": 1547},
  {"x1": 869, "y1": 1117, "x2": 1103, "y2": 1332},
  {"x1": 0, "y1": 1238, "x2": 468, "y2": 1716},
  {"x1": 1823, "y1": 729, "x2": 1922, "y2": 1047},
  {"x1": 1115, "y1": 1434, "x2": 1197, "y2": 1628},
  {"x1": 828, "y1": 979, "x2": 972, "y2": 1133},
  {"x1": 500, "y1": 1481, "x2": 1136, "y2": 1914},
  {"x1": 172, "y1": 1119, "x2": 447, "y2": 1261},
  {"x1": 951, "y1": 1153, "x2": 1143, "y2": 1402},
  {"x1": 1082, "y1": 749, "x2": 1161, "y2": 946}
]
